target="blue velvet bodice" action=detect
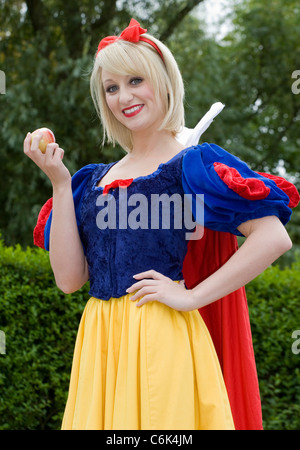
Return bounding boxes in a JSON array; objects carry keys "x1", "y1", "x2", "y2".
[
  {"x1": 42, "y1": 143, "x2": 296, "y2": 301},
  {"x1": 79, "y1": 149, "x2": 192, "y2": 300}
]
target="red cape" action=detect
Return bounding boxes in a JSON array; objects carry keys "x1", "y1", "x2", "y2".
[{"x1": 182, "y1": 227, "x2": 263, "y2": 430}]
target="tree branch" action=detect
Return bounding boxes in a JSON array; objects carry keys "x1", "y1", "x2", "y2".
[
  {"x1": 25, "y1": 0, "x2": 48, "y2": 34},
  {"x1": 90, "y1": 0, "x2": 118, "y2": 32},
  {"x1": 158, "y1": 0, "x2": 205, "y2": 41},
  {"x1": 59, "y1": 0, "x2": 84, "y2": 58}
]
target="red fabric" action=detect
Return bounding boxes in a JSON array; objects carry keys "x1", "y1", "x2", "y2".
[
  {"x1": 96, "y1": 18, "x2": 164, "y2": 60},
  {"x1": 182, "y1": 227, "x2": 263, "y2": 430},
  {"x1": 214, "y1": 162, "x2": 270, "y2": 200},
  {"x1": 33, "y1": 197, "x2": 53, "y2": 249},
  {"x1": 258, "y1": 172, "x2": 300, "y2": 208},
  {"x1": 103, "y1": 178, "x2": 134, "y2": 196}
]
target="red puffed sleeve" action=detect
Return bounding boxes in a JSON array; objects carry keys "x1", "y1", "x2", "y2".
[
  {"x1": 33, "y1": 198, "x2": 53, "y2": 249},
  {"x1": 257, "y1": 172, "x2": 299, "y2": 208}
]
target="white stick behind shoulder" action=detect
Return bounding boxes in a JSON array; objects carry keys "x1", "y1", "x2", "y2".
[{"x1": 176, "y1": 102, "x2": 225, "y2": 147}]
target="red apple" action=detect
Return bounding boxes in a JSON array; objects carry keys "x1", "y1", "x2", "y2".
[{"x1": 31, "y1": 127, "x2": 55, "y2": 153}]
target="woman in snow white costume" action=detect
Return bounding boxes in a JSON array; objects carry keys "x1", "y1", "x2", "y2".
[{"x1": 24, "y1": 19, "x2": 299, "y2": 430}]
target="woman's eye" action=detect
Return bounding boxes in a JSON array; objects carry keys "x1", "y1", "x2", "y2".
[
  {"x1": 130, "y1": 77, "x2": 143, "y2": 86},
  {"x1": 105, "y1": 85, "x2": 118, "y2": 93}
]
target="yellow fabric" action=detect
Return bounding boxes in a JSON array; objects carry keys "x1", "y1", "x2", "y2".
[{"x1": 61, "y1": 291, "x2": 235, "y2": 430}]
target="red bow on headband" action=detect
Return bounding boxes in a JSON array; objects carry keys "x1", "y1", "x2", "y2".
[
  {"x1": 97, "y1": 19, "x2": 147, "y2": 53},
  {"x1": 96, "y1": 18, "x2": 164, "y2": 61}
]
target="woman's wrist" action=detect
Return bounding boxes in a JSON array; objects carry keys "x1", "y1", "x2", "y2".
[
  {"x1": 189, "y1": 286, "x2": 205, "y2": 310},
  {"x1": 52, "y1": 178, "x2": 72, "y2": 196}
]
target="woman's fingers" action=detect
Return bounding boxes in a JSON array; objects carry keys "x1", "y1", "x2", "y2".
[
  {"x1": 126, "y1": 278, "x2": 158, "y2": 294},
  {"x1": 129, "y1": 285, "x2": 158, "y2": 301},
  {"x1": 125, "y1": 269, "x2": 192, "y2": 311},
  {"x1": 30, "y1": 131, "x2": 43, "y2": 152},
  {"x1": 56, "y1": 147, "x2": 64, "y2": 160},
  {"x1": 133, "y1": 269, "x2": 167, "y2": 281},
  {"x1": 44, "y1": 142, "x2": 60, "y2": 162},
  {"x1": 23, "y1": 131, "x2": 38, "y2": 156},
  {"x1": 24, "y1": 132, "x2": 45, "y2": 166},
  {"x1": 135, "y1": 293, "x2": 160, "y2": 307},
  {"x1": 126, "y1": 270, "x2": 166, "y2": 293},
  {"x1": 23, "y1": 132, "x2": 32, "y2": 153},
  {"x1": 126, "y1": 270, "x2": 178, "y2": 304},
  {"x1": 24, "y1": 131, "x2": 63, "y2": 163},
  {"x1": 24, "y1": 131, "x2": 70, "y2": 187}
]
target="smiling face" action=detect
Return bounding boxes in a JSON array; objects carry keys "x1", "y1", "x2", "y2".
[
  {"x1": 102, "y1": 70, "x2": 166, "y2": 135},
  {"x1": 90, "y1": 37, "x2": 185, "y2": 151}
]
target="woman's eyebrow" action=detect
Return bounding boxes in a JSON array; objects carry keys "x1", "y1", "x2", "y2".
[{"x1": 102, "y1": 78, "x2": 116, "y2": 85}]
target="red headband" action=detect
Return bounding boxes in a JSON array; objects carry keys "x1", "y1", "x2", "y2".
[{"x1": 96, "y1": 18, "x2": 164, "y2": 61}]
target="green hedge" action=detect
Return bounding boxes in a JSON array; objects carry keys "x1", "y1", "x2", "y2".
[
  {"x1": 246, "y1": 261, "x2": 300, "y2": 430},
  {"x1": 0, "y1": 240, "x2": 88, "y2": 430},
  {"x1": 0, "y1": 240, "x2": 299, "y2": 430}
]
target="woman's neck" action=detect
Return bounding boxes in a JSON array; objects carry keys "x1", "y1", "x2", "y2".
[{"x1": 130, "y1": 129, "x2": 184, "y2": 162}]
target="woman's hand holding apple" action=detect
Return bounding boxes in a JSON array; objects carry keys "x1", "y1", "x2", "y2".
[{"x1": 24, "y1": 128, "x2": 71, "y2": 190}]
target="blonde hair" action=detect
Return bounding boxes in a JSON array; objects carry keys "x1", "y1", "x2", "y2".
[{"x1": 90, "y1": 33, "x2": 185, "y2": 152}]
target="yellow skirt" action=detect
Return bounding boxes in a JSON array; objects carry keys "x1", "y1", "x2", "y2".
[{"x1": 61, "y1": 291, "x2": 234, "y2": 430}]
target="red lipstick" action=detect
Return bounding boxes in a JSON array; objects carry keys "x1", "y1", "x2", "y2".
[{"x1": 122, "y1": 104, "x2": 144, "y2": 117}]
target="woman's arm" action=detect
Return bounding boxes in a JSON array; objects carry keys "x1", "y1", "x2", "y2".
[
  {"x1": 126, "y1": 215, "x2": 292, "y2": 311},
  {"x1": 50, "y1": 182, "x2": 89, "y2": 294},
  {"x1": 24, "y1": 132, "x2": 89, "y2": 294}
]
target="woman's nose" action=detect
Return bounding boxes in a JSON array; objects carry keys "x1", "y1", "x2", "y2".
[{"x1": 119, "y1": 86, "x2": 134, "y2": 105}]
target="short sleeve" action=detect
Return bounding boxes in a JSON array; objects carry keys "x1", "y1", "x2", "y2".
[
  {"x1": 182, "y1": 143, "x2": 299, "y2": 236},
  {"x1": 33, "y1": 164, "x2": 97, "y2": 250}
]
